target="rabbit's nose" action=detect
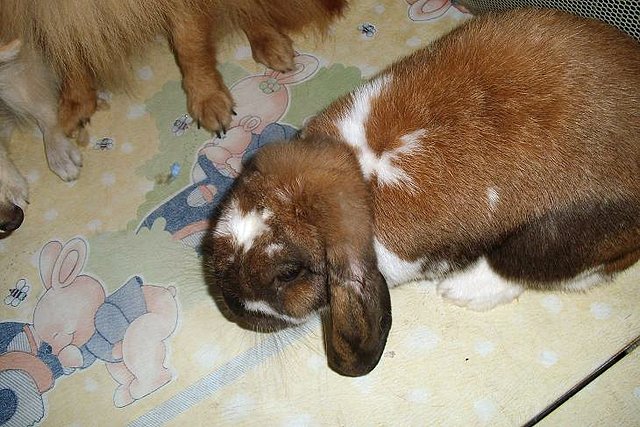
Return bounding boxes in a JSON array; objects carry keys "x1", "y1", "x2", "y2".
[{"x1": 0, "y1": 204, "x2": 24, "y2": 234}]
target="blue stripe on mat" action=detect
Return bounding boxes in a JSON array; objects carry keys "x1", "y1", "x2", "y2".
[{"x1": 128, "y1": 318, "x2": 319, "y2": 427}]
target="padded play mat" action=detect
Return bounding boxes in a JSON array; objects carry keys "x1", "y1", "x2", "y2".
[{"x1": 1, "y1": 1, "x2": 639, "y2": 425}]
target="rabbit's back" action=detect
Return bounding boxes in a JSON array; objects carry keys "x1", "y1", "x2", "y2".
[{"x1": 306, "y1": 8, "x2": 640, "y2": 260}]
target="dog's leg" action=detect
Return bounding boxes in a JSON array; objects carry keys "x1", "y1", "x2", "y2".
[
  {"x1": 243, "y1": 24, "x2": 295, "y2": 72},
  {"x1": 34, "y1": 99, "x2": 83, "y2": 181},
  {"x1": 0, "y1": 123, "x2": 28, "y2": 207},
  {"x1": 58, "y1": 69, "x2": 98, "y2": 139},
  {"x1": 168, "y1": 11, "x2": 234, "y2": 134}
]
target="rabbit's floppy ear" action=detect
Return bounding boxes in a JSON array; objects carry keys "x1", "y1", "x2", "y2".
[
  {"x1": 273, "y1": 53, "x2": 320, "y2": 85},
  {"x1": 320, "y1": 198, "x2": 392, "y2": 377},
  {"x1": 51, "y1": 237, "x2": 88, "y2": 288},
  {"x1": 39, "y1": 240, "x2": 63, "y2": 290},
  {"x1": 325, "y1": 244, "x2": 392, "y2": 377},
  {"x1": 277, "y1": 136, "x2": 391, "y2": 376}
]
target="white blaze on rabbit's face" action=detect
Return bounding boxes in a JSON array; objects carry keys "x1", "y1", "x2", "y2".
[
  {"x1": 214, "y1": 199, "x2": 272, "y2": 252},
  {"x1": 209, "y1": 191, "x2": 329, "y2": 330}
]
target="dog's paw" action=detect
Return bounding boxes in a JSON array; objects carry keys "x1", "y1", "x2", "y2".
[
  {"x1": 45, "y1": 135, "x2": 83, "y2": 181},
  {"x1": 0, "y1": 172, "x2": 28, "y2": 209},
  {"x1": 0, "y1": 155, "x2": 28, "y2": 206},
  {"x1": 185, "y1": 81, "x2": 235, "y2": 134},
  {"x1": 248, "y1": 30, "x2": 295, "y2": 72}
]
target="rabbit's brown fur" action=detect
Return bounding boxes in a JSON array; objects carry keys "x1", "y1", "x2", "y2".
[{"x1": 205, "y1": 9, "x2": 640, "y2": 377}]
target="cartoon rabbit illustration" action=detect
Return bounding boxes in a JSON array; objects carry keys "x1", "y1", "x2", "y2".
[
  {"x1": 0, "y1": 237, "x2": 179, "y2": 425},
  {"x1": 406, "y1": 0, "x2": 469, "y2": 21},
  {"x1": 139, "y1": 122, "x2": 297, "y2": 249},
  {"x1": 195, "y1": 53, "x2": 319, "y2": 178},
  {"x1": 138, "y1": 55, "x2": 319, "y2": 248}
]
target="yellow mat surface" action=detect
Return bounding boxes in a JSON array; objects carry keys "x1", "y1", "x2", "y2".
[{"x1": 1, "y1": 1, "x2": 638, "y2": 426}]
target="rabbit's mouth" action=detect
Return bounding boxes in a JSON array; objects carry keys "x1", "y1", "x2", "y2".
[{"x1": 221, "y1": 291, "x2": 306, "y2": 332}]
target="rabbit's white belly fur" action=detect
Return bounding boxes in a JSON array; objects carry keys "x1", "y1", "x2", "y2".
[
  {"x1": 374, "y1": 239, "x2": 525, "y2": 311},
  {"x1": 374, "y1": 237, "x2": 437, "y2": 287}
]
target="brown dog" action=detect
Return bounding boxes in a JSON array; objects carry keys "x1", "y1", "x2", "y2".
[
  {"x1": 205, "y1": 9, "x2": 640, "y2": 376},
  {"x1": 0, "y1": 0, "x2": 347, "y2": 137}
]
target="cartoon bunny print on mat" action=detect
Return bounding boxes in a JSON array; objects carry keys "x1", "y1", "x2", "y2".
[
  {"x1": 197, "y1": 53, "x2": 319, "y2": 177},
  {"x1": 406, "y1": 0, "x2": 469, "y2": 21},
  {"x1": 139, "y1": 54, "x2": 320, "y2": 248},
  {"x1": 0, "y1": 237, "x2": 179, "y2": 426}
]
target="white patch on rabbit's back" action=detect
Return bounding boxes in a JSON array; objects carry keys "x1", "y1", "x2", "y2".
[
  {"x1": 487, "y1": 186, "x2": 499, "y2": 211},
  {"x1": 374, "y1": 237, "x2": 429, "y2": 287},
  {"x1": 214, "y1": 200, "x2": 272, "y2": 252},
  {"x1": 373, "y1": 129, "x2": 426, "y2": 189},
  {"x1": 339, "y1": 74, "x2": 410, "y2": 184},
  {"x1": 243, "y1": 300, "x2": 306, "y2": 324},
  {"x1": 437, "y1": 257, "x2": 523, "y2": 311},
  {"x1": 364, "y1": 129, "x2": 425, "y2": 189},
  {"x1": 337, "y1": 74, "x2": 390, "y2": 152},
  {"x1": 400, "y1": 129, "x2": 428, "y2": 147},
  {"x1": 337, "y1": 74, "x2": 422, "y2": 190}
]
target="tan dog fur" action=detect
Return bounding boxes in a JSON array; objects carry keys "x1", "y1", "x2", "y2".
[
  {"x1": 0, "y1": 40, "x2": 82, "y2": 233},
  {"x1": 0, "y1": 0, "x2": 347, "y2": 137}
]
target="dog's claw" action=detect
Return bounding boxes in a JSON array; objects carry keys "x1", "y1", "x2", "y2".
[
  {"x1": 197, "y1": 120, "x2": 201, "y2": 130},
  {"x1": 215, "y1": 131, "x2": 221, "y2": 139},
  {"x1": 231, "y1": 109, "x2": 237, "y2": 116}
]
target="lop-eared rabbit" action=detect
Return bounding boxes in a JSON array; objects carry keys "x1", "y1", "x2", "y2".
[{"x1": 206, "y1": 9, "x2": 640, "y2": 377}]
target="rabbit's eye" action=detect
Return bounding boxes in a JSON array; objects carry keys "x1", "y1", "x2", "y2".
[{"x1": 277, "y1": 265, "x2": 304, "y2": 284}]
